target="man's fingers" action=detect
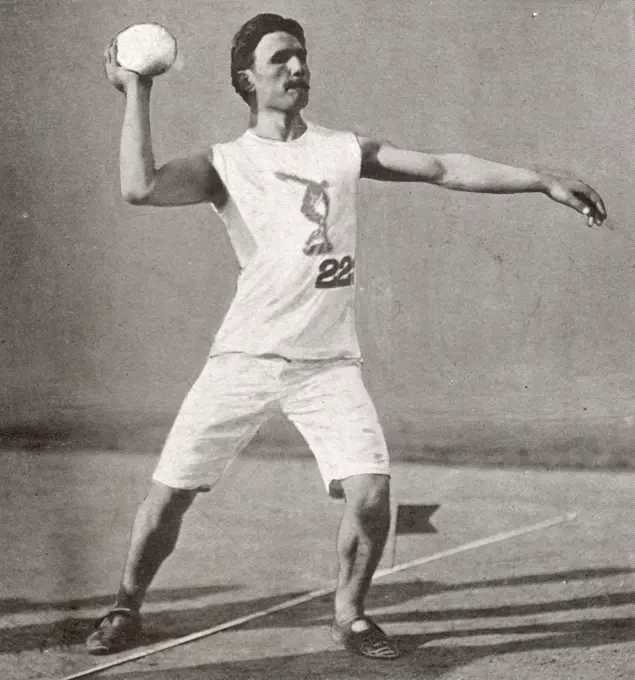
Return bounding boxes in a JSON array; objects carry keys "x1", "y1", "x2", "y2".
[
  {"x1": 565, "y1": 194, "x2": 592, "y2": 219},
  {"x1": 590, "y1": 189, "x2": 607, "y2": 220},
  {"x1": 570, "y1": 198, "x2": 598, "y2": 227},
  {"x1": 104, "y1": 45, "x2": 114, "y2": 72},
  {"x1": 103, "y1": 40, "x2": 127, "y2": 92},
  {"x1": 573, "y1": 188, "x2": 606, "y2": 227},
  {"x1": 552, "y1": 178, "x2": 607, "y2": 228},
  {"x1": 111, "y1": 39, "x2": 120, "y2": 66},
  {"x1": 578, "y1": 187, "x2": 607, "y2": 219},
  {"x1": 103, "y1": 41, "x2": 119, "y2": 66}
]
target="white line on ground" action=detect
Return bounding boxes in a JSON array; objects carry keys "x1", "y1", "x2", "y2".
[{"x1": 58, "y1": 511, "x2": 578, "y2": 680}]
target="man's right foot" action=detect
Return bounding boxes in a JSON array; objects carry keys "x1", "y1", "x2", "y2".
[
  {"x1": 331, "y1": 615, "x2": 400, "y2": 659},
  {"x1": 85, "y1": 608, "x2": 142, "y2": 655}
]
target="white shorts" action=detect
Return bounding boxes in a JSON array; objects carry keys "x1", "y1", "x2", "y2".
[{"x1": 152, "y1": 353, "x2": 390, "y2": 496}]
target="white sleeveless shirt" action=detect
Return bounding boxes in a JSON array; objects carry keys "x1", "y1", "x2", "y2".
[{"x1": 208, "y1": 123, "x2": 362, "y2": 360}]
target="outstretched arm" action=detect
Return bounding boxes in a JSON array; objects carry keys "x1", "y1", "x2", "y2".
[
  {"x1": 104, "y1": 42, "x2": 226, "y2": 208},
  {"x1": 358, "y1": 137, "x2": 606, "y2": 227}
]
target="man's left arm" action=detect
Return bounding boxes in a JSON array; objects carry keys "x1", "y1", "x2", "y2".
[{"x1": 357, "y1": 137, "x2": 607, "y2": 227}]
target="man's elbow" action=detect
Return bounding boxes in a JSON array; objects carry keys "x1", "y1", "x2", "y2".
[
  {"x1": 123, "y1": 193, "x2": 148, "y2": 205},
  {"x1": 121, "y1": 186, "x2": 153, "y2": 205},
  {"x1": 427, "y1": 157, "x2": 450, "y2": 186},
  {"x1": 433, "y1": 154, "x2": 475, "y2": 189}
]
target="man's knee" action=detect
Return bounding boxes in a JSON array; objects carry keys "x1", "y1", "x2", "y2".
[
  {"x1": 341, "y1": 474, "x2": 390, "y2": 533},
  {"x1": 140, "y1": 481, "x2": 197, "y2": 526}
]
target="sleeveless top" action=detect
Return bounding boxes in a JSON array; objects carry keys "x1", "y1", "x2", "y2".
[{"x1": 208, "y1": 122, "x2": 362, "y2": 360}]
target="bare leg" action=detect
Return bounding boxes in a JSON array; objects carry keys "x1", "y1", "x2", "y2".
[
  {"x1": 86, "y1": 481, "x2": 199, "y2": 653},
  {"x1": 115, "y1": 481, "x2": 198, "y2": 611},
  {"x1": 334, "y1": 474, "x2": 390, "y2": 626}
]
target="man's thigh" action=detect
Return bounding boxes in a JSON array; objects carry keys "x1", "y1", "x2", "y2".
[
  {"x1": 281, "y1": 361, "x2": 390, "y2": 497},
  {"x1": 152, "y1": 354, "x2": 276, "y2": 490}
]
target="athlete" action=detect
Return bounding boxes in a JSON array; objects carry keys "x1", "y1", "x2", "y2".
[{"x1": 89, "y1": 13, "x2": 606, "y2": 660}]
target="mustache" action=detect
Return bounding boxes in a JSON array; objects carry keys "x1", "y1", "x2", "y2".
[{"x1": 285, "y1": 80, "x2": 310, "y2": 90}]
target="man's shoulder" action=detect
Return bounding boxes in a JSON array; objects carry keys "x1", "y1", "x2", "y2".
[
  {"x1": 209, "y1": 131, "x2": 249, "y2": 151},
  {"x1": 307, "y1": 124, "x2": 362, "y2": 160},
  {"x1": 308, "y1": 122, "x2": 357, "y2": 140}
]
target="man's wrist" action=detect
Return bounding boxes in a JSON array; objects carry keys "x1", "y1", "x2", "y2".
[
  {"x1": 124, "y1": 75, "x2": 153, "y2": 97},
  {"x1": 534, "y1": 171, "x2": 554, "y2": 195}
]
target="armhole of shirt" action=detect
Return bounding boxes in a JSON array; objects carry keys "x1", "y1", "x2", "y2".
[
  {"x1": 208, "y1": 144, "x2": 227, "y2": 215},
  {"x1": 348, "y1": 131, "x2": 363, "y2": 180}
]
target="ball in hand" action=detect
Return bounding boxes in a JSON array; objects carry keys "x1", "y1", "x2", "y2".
[{"x1": 114, "y1": 23, "x2": 177, "y2": 77}]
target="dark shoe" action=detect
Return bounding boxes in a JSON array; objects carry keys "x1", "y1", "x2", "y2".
[
  {"x1": 85, "y1": 608, "x2": 142, "y2": 655},
  {"x1": 331, "y1": 615, "x2": 399, "y2": 659}
]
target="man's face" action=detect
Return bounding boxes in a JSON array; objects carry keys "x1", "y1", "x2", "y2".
[{"x1": 245, "y1": 31, "x2": 310, "y2": 112}]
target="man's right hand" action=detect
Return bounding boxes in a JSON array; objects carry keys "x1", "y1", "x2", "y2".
[{"x1": 103, "y1": 40, "x2": 151, "y2": 94}]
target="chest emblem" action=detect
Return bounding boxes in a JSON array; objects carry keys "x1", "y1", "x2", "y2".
[{"x1": 275, "y1": 172, "x2": 333, "y2": 255}]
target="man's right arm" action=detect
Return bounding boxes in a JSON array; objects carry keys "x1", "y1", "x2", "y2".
[{"x1": 105, "y1": 42, "x2": 226, "y2": 208}]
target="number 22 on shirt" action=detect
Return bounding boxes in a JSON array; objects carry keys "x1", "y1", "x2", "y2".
[{"x1": 315, "y1": 255, "x2": 355, "y2": 289}]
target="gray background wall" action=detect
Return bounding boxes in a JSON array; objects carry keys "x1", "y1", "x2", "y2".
[{"x1": 2, "y1": 0, "x2": 634, "y2": 466}]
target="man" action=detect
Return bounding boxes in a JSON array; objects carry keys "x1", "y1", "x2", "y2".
[{"x1": 90, "y1": 13, "x2": 606, "y2": 660}]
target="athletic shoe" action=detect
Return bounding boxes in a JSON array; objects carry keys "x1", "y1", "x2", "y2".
[
  {"x1": 85, "y1": 608, "x2": 142, "y2": 655},
  {"x1": 331, "y1": 615, "x2": 399, "y2": 659}
]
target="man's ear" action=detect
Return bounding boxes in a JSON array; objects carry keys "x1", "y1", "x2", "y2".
[{"x1": 237, "y1": 70, "x2": 255, "y2": 93}]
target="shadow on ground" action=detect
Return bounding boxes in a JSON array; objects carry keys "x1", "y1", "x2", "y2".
[
  {"x1": 0, "y1": 584, "x2": 240, "y2": 616},
  {"x1": 106, "y1": 616, "x2": 635, "y2": 680},
  {"x1": 2, "y1": 566, "x2": 633, "y2": 655}
]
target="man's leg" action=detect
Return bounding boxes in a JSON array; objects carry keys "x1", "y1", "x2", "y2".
[
  {"x1": 87, "y1": 355, "x2": 275, "y2": 654},
  {"x1": 331, "y1": 473, "x2": 398, "y2": 658},
  {"x1": 116, "y1": 481, "x2": 198, "y2": 610},
  {"x1": 334, "y1": 473, "x2": 390, "y2": 626},
  {"x1": 280, "y1": 360, "x2": 397, "y2": 657},
  {"x1": 86, "y1": 481, "x2": 198, "y2": 654}
]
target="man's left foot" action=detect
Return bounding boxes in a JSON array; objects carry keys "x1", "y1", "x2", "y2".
[
  {"x1": 331, "y1": 615, "x2": 399, "y2": 659},
  {"x1": 86, "y1": 608, "x2": 142, "y2": 654}
]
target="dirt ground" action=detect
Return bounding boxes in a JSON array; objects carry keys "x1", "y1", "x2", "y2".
[{"x1": 1, "y1": 450, "x2": 633, "y2": 679}]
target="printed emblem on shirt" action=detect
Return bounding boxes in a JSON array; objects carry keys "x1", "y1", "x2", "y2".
[{"x1": 275, "y1": 172, "x2": 333, "y2": 255}]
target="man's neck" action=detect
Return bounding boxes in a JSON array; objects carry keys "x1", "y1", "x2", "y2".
[{"x1": 248, "y1": 109, "x2": 307, "y2": 141}]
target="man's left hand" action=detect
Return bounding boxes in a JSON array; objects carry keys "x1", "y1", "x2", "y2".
[{"x1": 544, "y1": 176, "x2": 607, "y2": 228}]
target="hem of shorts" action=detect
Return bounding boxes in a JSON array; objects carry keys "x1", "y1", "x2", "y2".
[
  {"x1": 327, "y1": 467, "x2": 391, "y2": 486},
  {"x1": 209, "y1": 349, "x2": 363, "y2": 363},
  {"x1": 152, "y1": 472, "x2": 209, "y2": 491}
]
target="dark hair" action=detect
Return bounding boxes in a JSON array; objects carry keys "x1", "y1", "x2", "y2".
[{"x1": 231, "y1": 13, "x2": 306, "y2": 103}]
